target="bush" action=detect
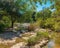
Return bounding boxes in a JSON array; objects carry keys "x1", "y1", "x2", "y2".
[
  {"x1": 0, "y1": 21, "x2": 5, "y2": 33},
  {"x1": 35, "y1": 18, "x2": 42, "y2": 27},
  {"x1": 44, "y1": 18, "x2": 56, "y2": 29},
  {"x1": 0, "y1": 16, "x2": 11, "y2": 33},
  {"x1": 2, "y1": 16, "x2": 11, "y2": 28},
  {"x1": 27, "y1": 32, "x2": 49, "y2": 46},
  {"x1": 36, "y1": 31, "x2": 49, "y2": 38},
  {"x1": 53, "y1": 22, "x2": 60, "y2": 32},
  {"x1": 35, "y1": 18, "x2": 45, "y2": 28},
  {"x1": 27, "y1": 36, "x2": 38, "y2": 46}
]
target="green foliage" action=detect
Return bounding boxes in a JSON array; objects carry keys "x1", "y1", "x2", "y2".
[
  {"x1": 44, "y1": 17, "x2": 60, "y2": 32},
  {"x1": 53, "y1": 22, "x2": 60, "y2": 32},
  {"x1": 35, "y1": 18, "x2": 42, "y2": 27},
  {"x1": 36, "y1": 8, "x2": 52, "y2": 20},
  {"x1": 27, "y1": 36, "x2": 38, "y2": 46},
  {"x1": 35, "y1": 8, "x2": 52, "y2": 28},
  {"x1": 0, "y1": 16, "x2": 11, "y2": 33},
  {"x1": 27, "y1": 31, "x2": 49, "y2": 46},
  {"x1": 0, "y1": 21, "x2": 5, "y2": 33},
  {"x1": 0, "y1": 0, "x2": 60, "y2": 33},
  {"x1": 44, "y1": 17, "x2": 55, "y2": 29},
  {"x1": 2, "y1": 16, "x2": 11, "y2": 28},
  {"x1": 36, "y1": 15, "x2": 60, "y2": 32},
  {"x1": 19, "y1": 11, "x2": 33, "y2": 23},
  {"x1": 36, "y1": 31, "x2": 49, "y2": 38},
  {"x1": 35, "y1": 18, "x2": 45, "y2": 28}
]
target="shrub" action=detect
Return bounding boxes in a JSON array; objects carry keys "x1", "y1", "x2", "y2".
[
  {"x1": 35, "y1": 18, "x2": 42, "y2": 27},
  {"x1": 35, "y1": 18, "x2": 45, "y2": 28},
  {"x1": 27, "y1": 36, "x2": 38, "y2": 46},
  {"x1": 56, "y1": 16, "x2": 60, "y2": 22},
  {"x1": 53, "y1": 22, "x2": 60, "y2": 32},
  {"x1": 0, "y1": 21, "x2": 5, "y2": 33},
  {"x1": 27, "y1": 32, "x2": 49, "y2": 46},
  {"x1": 36, "y1": 31, "x2": 49, "y2": 38},
  {"x1": 0, "y1": 16, "x2": 11, "y2": 33},
  {"x1": 44, "y1": 17, "x2": 56, "y2": 29},
  {"x1": 2, "y1": 16, "x2": 11, "y2": 28}
]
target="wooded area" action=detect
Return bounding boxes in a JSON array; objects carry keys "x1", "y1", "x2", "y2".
[{"x1": 0, "y1": 0, "x2": 60, "y2": 48}]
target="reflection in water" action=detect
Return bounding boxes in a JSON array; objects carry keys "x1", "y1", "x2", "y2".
[{"x1": 47, "y1": 40, "x2": 55, "y2": 48}]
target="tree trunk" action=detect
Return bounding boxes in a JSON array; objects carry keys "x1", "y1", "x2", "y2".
[
  {"x1": 11, "y1": 20, "x2": 14, "y2": 29},
  {"x1": 11, "y1": 16, "x2": 15, "y2": 31}
]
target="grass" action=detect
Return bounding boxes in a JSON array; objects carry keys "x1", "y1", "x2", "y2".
[
  {"x1": 15, "y1": 38, "x2": 26, "y2": 43},
  {"x1": 22, "y1": 33, "x2": 32, "y2": 37},
  {"x1": 0, "y1": 43, "x2": 14, "y2": 48},
  {"x1": 0, "y1": 38, "x2": 26, "y2": 48}
]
